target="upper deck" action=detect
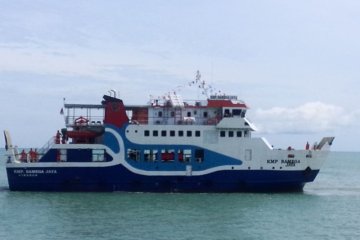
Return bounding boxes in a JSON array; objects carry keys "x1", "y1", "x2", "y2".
[
  {"x1": 63, "y1": 93, "x2": 250, "y2": 129},
  {"x1": 129, "y1": 94, "x2": 248, "y2": 126}
]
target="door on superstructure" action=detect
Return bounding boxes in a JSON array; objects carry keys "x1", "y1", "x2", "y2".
[{"x1": 245, "y1": 149, "x2": 252, "y2": 161}]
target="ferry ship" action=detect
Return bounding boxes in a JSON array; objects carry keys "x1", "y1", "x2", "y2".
[{"x1": 3, "y1": 79, "x2": 334, "y2": 192}]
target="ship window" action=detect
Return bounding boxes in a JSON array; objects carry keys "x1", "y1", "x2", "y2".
[
  {"x1": 171, "y1": 111, "x2": 175, "y2": 117},
  {"x1": 224, "y1": 109, "x2": 231, "y2": 117},
  {"x1": 187, "y1": 131, "x2": 192, "y2": 137},
  {"x1": 56, "y1": 149, "x2": 67, "y2": 162},
  {"x1": 158, "y1": 111, "x2": 163, "y2": 117},
  {"x1": 195, "y1": 149, "x2": 204, "y2": 163},
  {"x1": 241, "y1": 110, "x2": 246, "y2": 118},
  {"x1": 229, "y1": 131, "x2": 234, "y2": 137},
  {"x1": 220, "y1": 131, "x2": 226, "y2": 137},
  {"x1": 195, "y1": 131, "x2": 201, "y2": 137},
  {"x1": 178, "y1": 130, "x2": 184, "y2": 137},
  {"x1": 161, "y1": 149, "x2": 175, "y2": 162},
  {"x1": 152, "y1": 150, "x2": 159, "y2": 161},
  {"x1": 187, "y1": 112, "x2": 191, "y2": 117},
  {"x1": 232, "y1": 109, "x2": 242, "y2": 116},
  {"x1": 144, "y1": 149, "x2": 158, "y2": 162},
  {"x1": 153, "y1": 130, "x2": 158, "y2": 137},
  {"x1": 161, "y1": 130, "x2": 167, "y2": 137},
  {"x1": 92, "y1": 149, "x2": 105, "y2": 162},
  {"x1": 144, "y1": 149, "x2": 151, "y2": 161},
  {"x1": 144, "y1": 130, "x2": 150, "y2": 137},
  {"x1": 179, "y1": 149, "x2": 191, "y2": 163},
  {"x1": 244, "y1": 130, "x2": 250, "y2": 138},
  {"x1": 237, "y1": 131, "x2": 242, "y2": 137},
  {"x1": 203, "y1": 111, "x2": 208, "y2": 118},
  {"x1": 170, "y1": 130, "x2": 175, "y2": 137},
  {"x1": 184, "y1": 149, "x2": 192, "y2": 162},
  {"x1": 127, "y1": 149, "x2": 140, "y2": 161}
]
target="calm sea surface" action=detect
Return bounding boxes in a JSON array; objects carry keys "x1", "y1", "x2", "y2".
[{"x1": 0, "y1": 149, "x2": 359, "y2": 240}]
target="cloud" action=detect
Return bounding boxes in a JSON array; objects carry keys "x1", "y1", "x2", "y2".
[
  {"x1": 253, "y1": 102, "x2": 357, "y2": 134},
  {"x1": 0, "y1": 41, "x2": 178, "y2": 82}
]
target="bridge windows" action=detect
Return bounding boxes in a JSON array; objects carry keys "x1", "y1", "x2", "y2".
[
  {"x1": 232, "y1": 109, "x2": 242, "y2": 116},
  {"x1": 241, "y1": 110, "x2": 246, "y2": 118},
  {"x1": 228, "y1": 131, "x2": 234, "y2": 137},
  {"x1": 219, "y1": 130, "x2": 248, "y2": 138},
  {"x1": 224, "y1": 109, "x2": 231, "y2": 117},
  {"x1": 222, "y1": 108, "x2": 246, "y2": 118}
]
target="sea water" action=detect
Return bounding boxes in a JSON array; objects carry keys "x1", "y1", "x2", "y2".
[{"x1": 0, "y1": 149, "x2": 359, "y2": 240}]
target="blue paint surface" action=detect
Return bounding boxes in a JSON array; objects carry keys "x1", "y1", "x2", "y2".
[
  {"x1": 106, "y1": 125, "x2": 243, "y2": 172},
  {"x1": 6, "y1": 164, "x2": 318, "y2": 192},
  {"x1": 103, "y1": 129, "x2": 120, "y2": 153}
]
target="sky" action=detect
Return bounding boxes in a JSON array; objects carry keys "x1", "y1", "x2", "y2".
[{"x1": 1, "y1": 0, "x2": 360, "y2": 151}]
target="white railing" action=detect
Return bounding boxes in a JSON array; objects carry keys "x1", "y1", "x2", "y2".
[
  {"x1": 65, "y1": 115, "x2": 104, "y2": 127},
  {"x1": 37, "y1": 136, "x2": 56, "y2": 157}
]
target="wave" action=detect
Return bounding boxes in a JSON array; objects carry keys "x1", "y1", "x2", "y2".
[
  {"x1": 304, "y1": 187, "x2": 360, "y2": 196},
  {"x1": 0, "y1": 186, "x2": 9, "y2": 191}
]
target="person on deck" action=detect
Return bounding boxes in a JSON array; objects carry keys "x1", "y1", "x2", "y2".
[
  {"x1": 29, "y1": 148, "x2": 38, "y2": 162},
  {"x1": 20, "y1": 149, "x2": 27, "y2": 162},
  {"x1": 55, "y1": 130, "x2": 61, "y2": 144}
]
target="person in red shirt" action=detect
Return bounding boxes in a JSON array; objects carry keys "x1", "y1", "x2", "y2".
[
  {"x1": 20, "y1": 149, "x2": 27, "y2": 162},
  {"x1": 55, "y1": 130, "x2": 61, "y2": 144}
]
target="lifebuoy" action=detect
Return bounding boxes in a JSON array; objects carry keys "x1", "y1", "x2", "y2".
[{"x1": 75, "y1": 116, "x2": 89, "y2": 125}]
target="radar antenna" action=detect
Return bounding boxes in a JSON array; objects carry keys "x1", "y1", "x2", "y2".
[{"x1": 193, "y1": 70, "x2": 215, "y2": 98}]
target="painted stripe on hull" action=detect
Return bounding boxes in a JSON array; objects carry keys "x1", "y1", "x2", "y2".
[{"x1": 6, "y1": 165, "x2": 319, "y2": 192}]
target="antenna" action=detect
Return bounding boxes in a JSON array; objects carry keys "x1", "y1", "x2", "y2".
[
  {"x1": 108, "y1": 89, "x2": 118, "y2": 98},
  {"x1": 154, "y1": 70, "x2": 219, "y2": 102},
  {"x1": 196, "y1": 70, "x2": 201, "y2": 82},
  {"x1": 111, "y1": 89, "x2": 117, "y2": 98},
  {"x1": 194, "y1": 70, "x2": 214, "y2": 98}
]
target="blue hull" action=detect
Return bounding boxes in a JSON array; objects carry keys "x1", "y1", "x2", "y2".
[{"x1": 6, "y1": 165, "x2": 319, "y2": 192}]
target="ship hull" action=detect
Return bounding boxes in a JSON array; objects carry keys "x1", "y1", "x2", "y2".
[{"x1": 6, "y1": 165, "x2": 318, "y2": 192}]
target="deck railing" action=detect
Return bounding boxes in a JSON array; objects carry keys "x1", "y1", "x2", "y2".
[{"x1": 37, "y1": 136, "x2": 56, "y2": 158}]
